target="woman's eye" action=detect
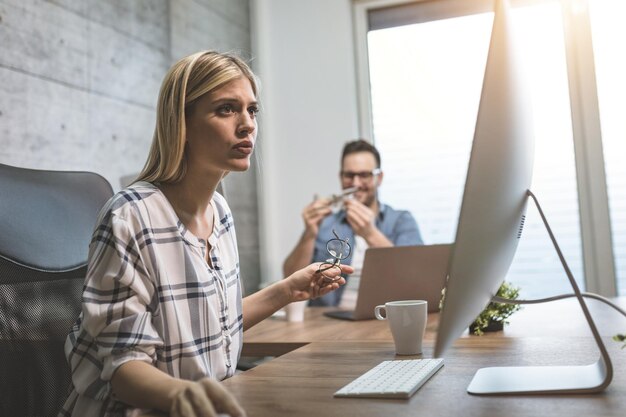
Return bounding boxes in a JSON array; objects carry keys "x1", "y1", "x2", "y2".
[
  {"x1": 218, "y1": 104, "x2": 234, "y2": 114},
  {"x1": 248, "y1": 106, "x2": 259, "y2": 116}
]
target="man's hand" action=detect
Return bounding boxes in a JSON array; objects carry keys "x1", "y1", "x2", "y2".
[
  {"x1": 344, "y1": 199, "x2": 377, "y2": 239},
  {"x1": 170, "y1": 378, "x2": 246, "y2": 417},
  {"x1": 302, "y1": 195, "x2": 332, "y2": 237}
]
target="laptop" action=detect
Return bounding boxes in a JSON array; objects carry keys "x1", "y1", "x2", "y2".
[{"x1": 324, "y1": 244, "x2": 451, "y2": 321}]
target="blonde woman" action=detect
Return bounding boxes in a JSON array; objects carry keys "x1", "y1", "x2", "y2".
[{"x1": 60, "y1": 51, "x2": 350, "y2": 417}]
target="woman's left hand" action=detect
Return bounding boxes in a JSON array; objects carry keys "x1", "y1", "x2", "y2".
[{"x1": 286, "y1": 263, "x2": 352, "y2": 302}]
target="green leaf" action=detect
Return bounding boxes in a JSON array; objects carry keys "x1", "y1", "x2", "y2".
[{"x1": 470, "y1": 281, "x2": 521, "y2": 336}]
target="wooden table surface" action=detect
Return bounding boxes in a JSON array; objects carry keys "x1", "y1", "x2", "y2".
[
  {"x1": 142, "y1": 297, "x2": 626, "y2": 416},
  {"x1": 242, "y1": 296, "x2": 626, "y2": 357},
  {"x1": 225, "y1": 296, "x2": 626, "y2": 416},
  {"x1": 225, "y1": 336, "x2": 626, "y2": 417}
]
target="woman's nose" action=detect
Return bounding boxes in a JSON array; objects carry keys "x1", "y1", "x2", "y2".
[{"x1": 238, "y1": 113, "x2": 256, "y2": 137}]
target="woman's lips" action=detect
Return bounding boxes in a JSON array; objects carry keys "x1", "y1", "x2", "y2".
[{"x1": 233, "y1": 141, "x2": 253, "y2": 155}]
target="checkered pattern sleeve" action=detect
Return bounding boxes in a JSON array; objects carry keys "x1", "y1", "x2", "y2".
[{"x1": 80, "y1": 211, "x2": 163, "y2": 382}]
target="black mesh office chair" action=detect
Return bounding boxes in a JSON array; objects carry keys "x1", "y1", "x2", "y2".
[{"x1": 0, "y1": 163, "x2": 113, "y2": 416}]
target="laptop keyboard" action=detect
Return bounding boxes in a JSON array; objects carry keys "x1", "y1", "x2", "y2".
[{"x1": 334, "y1": 358, "x2": 444, "y2": 399}]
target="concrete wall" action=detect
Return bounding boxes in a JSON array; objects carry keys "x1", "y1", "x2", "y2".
[{"x1": 0, "y1": 0, "x2": 260, "y2": 295}]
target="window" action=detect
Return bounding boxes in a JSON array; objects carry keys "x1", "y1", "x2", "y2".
[
  {"x1": 368, "y1": 13, "x2": 489, "y2": 245},
  {"x1": 589, "y1": 0, "x2": 626, "y2": 294},
  {"x1": 361, "y1": 0, "x2": 612, "y2": 298}
]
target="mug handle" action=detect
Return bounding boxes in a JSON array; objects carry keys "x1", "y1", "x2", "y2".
[{"x1": 374, "y1": 305, "x2": 387, "y2": 320}]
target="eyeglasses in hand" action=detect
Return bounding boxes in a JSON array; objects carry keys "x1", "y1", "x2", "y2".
[{"x1": 317, "y1": 229, "x2": 351, "y2": 282}]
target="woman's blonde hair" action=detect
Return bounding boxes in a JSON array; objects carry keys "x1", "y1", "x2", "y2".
[{"x1": 136, "y1": 51, "x2": 258, "y2": 184}]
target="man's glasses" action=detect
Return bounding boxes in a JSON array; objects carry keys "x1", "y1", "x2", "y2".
[
  {"x1": 340, "y1": 168, "x2": 381, "y2": 181},
  {"x1": 318, "y1": 229, "x2": 351, "y2": 282}
]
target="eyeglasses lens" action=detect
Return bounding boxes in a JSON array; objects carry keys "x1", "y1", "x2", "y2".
[{"x1": 327, "y1": 239, "x2": 349, "y2": 260}]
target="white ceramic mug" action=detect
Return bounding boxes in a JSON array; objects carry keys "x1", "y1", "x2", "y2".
[
  {"x1": 375, "y1": 300, "x2": 428, "y2": 355},
  {"x1": 285, "y1": 300, "x2": 307, "y2": 322}
]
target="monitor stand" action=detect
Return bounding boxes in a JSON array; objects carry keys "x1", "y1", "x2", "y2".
[{"x1": 467, "y1": 190, "x2": 613, "y2": 395}]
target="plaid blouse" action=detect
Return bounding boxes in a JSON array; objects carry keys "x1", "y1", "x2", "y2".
[{"x1": 59, "y1": 182, "x2": 243, "y2": 417}]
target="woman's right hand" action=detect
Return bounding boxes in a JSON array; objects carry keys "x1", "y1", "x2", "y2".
[{"x1": 170, "y1": 378, "x2": 246, "y2": 417}]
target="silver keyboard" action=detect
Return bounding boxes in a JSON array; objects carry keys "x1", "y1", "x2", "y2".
[{"x1": 334, "y1": 358, "x2": 444, "y2": 399}]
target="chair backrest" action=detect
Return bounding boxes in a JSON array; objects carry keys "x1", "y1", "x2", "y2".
[{"x1": 0, "y1": 163, "x2": 113, "y2": 417}]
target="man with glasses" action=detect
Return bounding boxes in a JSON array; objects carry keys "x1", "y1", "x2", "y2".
[{"x1": 283, "y1": 139, "x2": 423, "y2": 307}]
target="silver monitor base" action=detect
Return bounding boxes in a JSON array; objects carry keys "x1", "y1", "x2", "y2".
[
  {"x1": 468, "y1": 360, "x2": 609, "y2": 394},
  {"x1": 467, "y1": 190, "x2": 613, "y2": 395}
]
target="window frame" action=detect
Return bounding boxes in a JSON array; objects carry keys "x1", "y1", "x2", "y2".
[{"x1": 352, "y1": 0, "x2": 617, "y2": 296}]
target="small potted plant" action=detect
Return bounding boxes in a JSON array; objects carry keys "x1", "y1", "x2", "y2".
[{"x1": 469, "y1": 281, "x2": 521, "y2": 336}]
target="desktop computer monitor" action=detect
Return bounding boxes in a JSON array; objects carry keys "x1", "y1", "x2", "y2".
[
  {"x1": 434, "y1": 0, "x2": 612, "y2": 395},
  {"x1": 434, "y1": 0, "x2": 534, "y2": 360}
]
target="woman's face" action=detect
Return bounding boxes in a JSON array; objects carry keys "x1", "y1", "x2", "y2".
[{"x1": 184, "y1": 76, "x2": 258, "y2": 178}]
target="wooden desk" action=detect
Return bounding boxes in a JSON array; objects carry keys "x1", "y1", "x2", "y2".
[
  {"x1": 142, "y1": 298, "x2": 626, "y2": 416},
  {"x1": 241, "y1": 307, "x2": 426, "y2": 356},
  {"x1": 242, "y1": 297, "x2": 626, "y2": 356},
  {"x1": 225, "y1": 338, "x2": 626, "y2": 417},
  {"x1": 226, "y1": 297, "x2": 626, "y2": 417}
]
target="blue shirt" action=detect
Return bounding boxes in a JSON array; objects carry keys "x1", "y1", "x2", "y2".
[{"x1": 309, "y1": 202, "x2": 423, "y2": 306}]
